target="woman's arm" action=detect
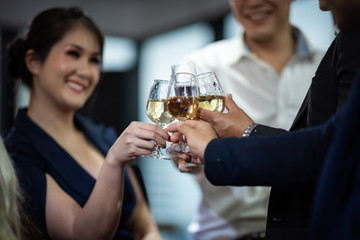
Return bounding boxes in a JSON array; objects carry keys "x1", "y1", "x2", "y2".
[
  {"x1": 126, "y1": 166, "x2": 161, "y2": 240},
  {"x1": 45, "y1": 158, "x2": 125, "y2": 240},
  {"x1": 45, "y1": 122, "x2": 168, "y2": 239}
]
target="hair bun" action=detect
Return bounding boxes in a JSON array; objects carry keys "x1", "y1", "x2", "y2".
[{"x1": 6, "y1": 38, "x2": 26, "y2": 79}]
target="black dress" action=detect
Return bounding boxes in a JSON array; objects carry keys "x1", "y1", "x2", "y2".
[{"x1": 4, "y1": 109, "x2": 137, "y2": 240}]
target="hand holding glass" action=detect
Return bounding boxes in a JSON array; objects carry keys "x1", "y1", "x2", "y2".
[
  {"x1": 183, "y1": 72, "x2": 225, "y2": 167},
  {"x1": 144, "y1": 79, "x2": 174, "y2": 160}
]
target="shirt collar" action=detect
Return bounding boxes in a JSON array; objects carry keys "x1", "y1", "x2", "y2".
[
  {"x1": 226, "y1": 26, "x2": 314, "y2": 65},
  {"x1": 293, "y1": 26, "x2": 313, "y2": 58}
]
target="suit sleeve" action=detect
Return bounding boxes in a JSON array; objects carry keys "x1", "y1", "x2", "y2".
[
  {"x1": 204, "y1": 115, "x2": 337, "y2": 188},
  {"x1": 251, "y1": 124, "x2": 287, "y2": 136}
]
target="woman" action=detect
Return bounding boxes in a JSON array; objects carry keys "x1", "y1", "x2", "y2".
[{"x1": 4, "y1": 7, "x2": 166, "y2": 240}]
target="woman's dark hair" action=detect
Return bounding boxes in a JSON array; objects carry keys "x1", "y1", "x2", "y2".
[{"x1": 6, "y1": 7, "x2": 104, "y2": 87}]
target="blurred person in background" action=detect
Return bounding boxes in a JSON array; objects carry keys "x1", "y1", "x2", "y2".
[
  {"x1": 174, "y1": 0, "x2": 325, "y2": 239},
  {"x1": 0, "y1": 138, "x2": 24, "y2": 240},
  {"x1": 0, "y1": 138, "x2": 43, "y2": 240},
  {"x1": 4, "y1": 7, "x2": 167, "y2": 240}
]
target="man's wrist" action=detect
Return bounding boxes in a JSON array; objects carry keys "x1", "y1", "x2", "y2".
[{"x1": 242, "y1": 123, "x2": 259, "y2": 137}]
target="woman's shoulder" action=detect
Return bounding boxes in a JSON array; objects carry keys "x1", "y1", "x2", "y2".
[{"x1": 3, "y1": 122, "x2": 37, "y2": 159}]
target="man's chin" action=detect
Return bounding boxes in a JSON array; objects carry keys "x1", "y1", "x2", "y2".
[{"x1": 318, "y1": 0, "x2": 331, "y2": 11}]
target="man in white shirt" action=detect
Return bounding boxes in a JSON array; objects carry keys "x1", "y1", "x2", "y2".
[{"x1": 177, "y1": 0, "x2": 325, "y2": 239}]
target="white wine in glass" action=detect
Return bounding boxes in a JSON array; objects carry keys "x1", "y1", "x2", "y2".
[
  {"x1": 146, "y1": 99, "x2": 174, "y2": 128},
  {"x1": 144, "y1": 79, "x2": 174, "y2": 160},
  {"x1": 197, "y1": 72, "x2": 225, "y2": 112}
]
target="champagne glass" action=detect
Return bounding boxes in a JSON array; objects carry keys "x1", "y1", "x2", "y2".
[
  {"x1": 166, "y1": 72, "x2": 199, "y2": 158},
  {"x1": 144, "y1": 79, "x2": 175, "y2": 160},
  {"x1": 183, "y1": 72, "x2": 225, "y2": 167}
]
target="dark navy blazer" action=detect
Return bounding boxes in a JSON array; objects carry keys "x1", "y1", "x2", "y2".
[
  {"x1": 311, "y1": 69, "x2": 360, "y2": 240},
  {"x1": 204, "y1": 69, "x2": 360, "y2": 239}
]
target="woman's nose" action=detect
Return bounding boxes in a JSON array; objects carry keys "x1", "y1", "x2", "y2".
[{"x1": 76, "y1": 59, "x2": 92, "y2": 78}]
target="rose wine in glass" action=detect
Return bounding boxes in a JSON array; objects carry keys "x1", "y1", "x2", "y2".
[{"x1": 166, "y1": 72, "x2": 199, "y2": 158}]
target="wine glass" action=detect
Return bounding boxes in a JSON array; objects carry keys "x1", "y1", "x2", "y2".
[
  {"x1": 183, "y1": 72, "x2": 225, "y2": 167},
  {"x1": 166, "y1": 72, "x2": 199, "y2": 158},
  {"x1": 197, "y1": 72, "x2": 225, "y2": 112},
  {"x1": 144, "y1": 79, "x2": 175, "y2": 160},
  {"x1": 171, "y1": 61, "x2": 197, "y2": 76}
]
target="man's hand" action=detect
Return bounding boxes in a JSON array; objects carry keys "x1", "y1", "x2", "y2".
[
  {"x1": 167, "y1": 120, "x2": 217, "y2": 162},
  {"x1": 199, "y1": 94, "x2": 254, "y2": 138}
]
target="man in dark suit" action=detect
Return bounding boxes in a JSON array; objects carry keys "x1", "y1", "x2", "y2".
[
  {"x1": 170, "y1": 68, "x2": 360, "y2": 240},
  {"x1": 168, "y1": 0, "x2": 360, "y2": 239},
  {"x1": 311, "y1": 70, "x2": 360, "y2": 240}
]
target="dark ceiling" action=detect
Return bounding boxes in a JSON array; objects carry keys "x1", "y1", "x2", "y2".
[{"x1": 0, "y1": 0, "x2": 231, "y2": 41}]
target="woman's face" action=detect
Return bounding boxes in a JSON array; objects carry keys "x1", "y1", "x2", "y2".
[
  {"x1": 229, "y1": 0, "x2": 292, "y2": 41},
  {"x1": 32, "y1": 25, "x2": 101, "y2": 111}
]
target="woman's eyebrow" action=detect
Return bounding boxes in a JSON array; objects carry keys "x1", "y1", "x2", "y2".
[{"x1": 66, "y1": 43, "x2": 100, "y2": 55}]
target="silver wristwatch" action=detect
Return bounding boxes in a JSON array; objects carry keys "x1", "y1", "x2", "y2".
[{"x1": 242, "y1": 123, "x2": 259, "y2": 137}]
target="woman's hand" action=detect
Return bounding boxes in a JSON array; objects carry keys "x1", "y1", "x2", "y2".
[{"x1": 108, "y1": 121, "x2": 170, "y2": 165}]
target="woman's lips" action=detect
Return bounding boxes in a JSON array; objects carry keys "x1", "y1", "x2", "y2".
[{"x1": 66, "y1": 80, "x2": 86, "y2": 93}]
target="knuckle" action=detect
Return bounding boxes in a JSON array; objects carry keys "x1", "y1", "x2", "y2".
[
  {"x1": 149, "y1": 131, "x2": 157, "y2": 140},
  {"x1": 125, "y1": 138, "x2": 134, "y2": 146},
  {"x1": 150, "y1": 124, "x2": 158, "y2": 131},
  {"x1": 128, "y1": 146, "x2": 137, "y2": 156}
]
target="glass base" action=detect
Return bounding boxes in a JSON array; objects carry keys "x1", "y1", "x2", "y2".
[
  {"x1": 141, "y1": 147, "x2": 172, "y2": 160},
  {"x1": 182, "y1": 163, "x2": 199, "y2": 167},
  {"x1": 166, "y1": 145, "x2": 185, "y2": 158},
  {"x1": 166, "y1": 147, "x2": 201, "y2": 167}
]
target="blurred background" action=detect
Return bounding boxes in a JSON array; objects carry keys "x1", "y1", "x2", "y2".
[{"x1": 0, "y1": 0, "x2": 334, "y2": 239}]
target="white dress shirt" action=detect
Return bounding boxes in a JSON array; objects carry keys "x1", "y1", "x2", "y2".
[{"x1": 182, "y1": 27, "x2": 325, "y2": 240}]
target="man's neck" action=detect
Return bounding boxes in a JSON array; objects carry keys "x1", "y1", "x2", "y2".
[{"x1": 245, "y1": 27, "x2": 296, "y2": 74}]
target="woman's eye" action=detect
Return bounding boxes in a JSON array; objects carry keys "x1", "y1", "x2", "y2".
[
  {"x1": 90, "y1": 57, "x2": 100, "y2": 64},
  {"x1": 67, "y1": 50, "x2": 80, "y2": 57}
]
